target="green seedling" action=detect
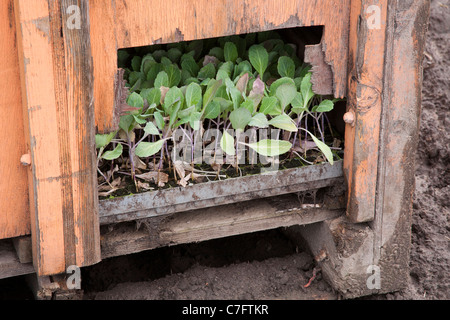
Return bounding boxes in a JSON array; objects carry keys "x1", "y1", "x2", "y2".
[{"x1": 104, "y1": 31, "x2": 340, "y2": 193}]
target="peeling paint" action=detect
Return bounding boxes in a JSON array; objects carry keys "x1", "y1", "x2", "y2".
[{"x1": 31, "y1": 16, "x2": 50, "y2": 39}]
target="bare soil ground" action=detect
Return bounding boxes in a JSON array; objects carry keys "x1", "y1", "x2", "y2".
[{"x1": 0, "y1": 0, "x2": 447, "y2": 301}]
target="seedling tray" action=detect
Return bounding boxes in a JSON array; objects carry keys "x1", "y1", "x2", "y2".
[{"x1": 99, "y1": 160, "x2": 343, "y2": 225}]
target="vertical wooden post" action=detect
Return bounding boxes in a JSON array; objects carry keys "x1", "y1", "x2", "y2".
[
  {"x1": 373, "y1": 0, "x2": 430, "y2": 286},
  {"x1": 0, "y1": 0, "x2": 30, "y2": 240},
  {"x1": 14, "y1": 0, "x2": 100, "y2": 276},
  {"x1": 344, "y1": 0, "x2": 388, "y2": 222}
]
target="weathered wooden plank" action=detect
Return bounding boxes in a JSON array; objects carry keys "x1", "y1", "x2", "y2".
[
  {"x1": 15, "y1": 0, "x2": 100, "y2": 276},
  {"x1": 0, "y1": 240, "x2": 34, "y2": 279},
  {"x1": 101, "y1": 193, "x2": 344, "y2": 259},
  {"x1": 0, "y1": 0, "x2": 30, "y2": 240},
  {"x1": 344, "y1": 0, "x2": 388, "y2": 222},
  {"x1": 58, "y1": 0, "x2": 100, "y2": 271},
  {"x1": 15, "y1": 0, "x2": 66, "y2": 276},
  {"x1": 12, "y1": 236, "x2": 32, "y2": 264},
  {"x1": 373, "y1": 0, "x2": 430, "y2": 291},
  {"x1": 91, "y1": 0, "x2": 351, "y2": 133},
  {"x1": 304, "y1": 43, "x2": 334, "y2": 95},
  {"x1": 99, "y1": 161, "x2": 344, "y2": 225}
]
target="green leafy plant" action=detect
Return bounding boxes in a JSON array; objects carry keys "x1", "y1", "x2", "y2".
[{"x1": 96, "y1": 30, "x2": 342, "y2": 194}]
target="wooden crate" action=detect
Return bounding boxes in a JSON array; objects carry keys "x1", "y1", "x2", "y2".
[{"x1": 0, "y1": 0, "x2": 430, "y2": 299}]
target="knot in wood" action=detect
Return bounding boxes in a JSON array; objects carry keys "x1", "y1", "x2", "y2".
[
  {"x1": 20, "y1": 153, "x2": 31, "y2": 166},
  {"x1": 356, "y1": 84, "x2": 380, "y2": 112}
]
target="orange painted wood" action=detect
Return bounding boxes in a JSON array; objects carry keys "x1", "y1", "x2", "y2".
[
  {"x1": 344, "y1": 0, "x2": 388, "y2": 222},
  {"x1": 91, "y1": 0, "x2": 351, "y2": 133},
  {"x1": 14, "y1": 0, "x2": 100, "y2": 275},
  {"x1": 0, "y1": 0, "x2": 30, "y2": 239}
]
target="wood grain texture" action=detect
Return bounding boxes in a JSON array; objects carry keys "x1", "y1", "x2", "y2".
[
  {"x1": 91, "y1": 0, "x2": 351, "y2": 133},
  {"x1": 344, "y1": 0, "x2": 388, "y2": 222},
  {"x1": 0, "y1": 240, "x2": 35, "y2": 279},
  {"x1": 304, "y1": 43, "x2": 334, "y2": 95},
  {"x1": 101, "y1": 194, "x2": 344, "y2": 259},
  {"x1": 15, "y1": 0, "x2": 100, "y2": 276},
  {"x1": 374, "y1": 0, "x2": 430, "y2": 290},
  {"x1": 0, "y1": 0, "x2": 30, "y2": 239}
]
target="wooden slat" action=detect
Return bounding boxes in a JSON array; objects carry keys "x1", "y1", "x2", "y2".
[
  {"x1": 99, "y1": 161, "x2": 344, "y2": 225},
  {"x1": 373, "y1": 0, "x2": 430, "y2": 275},
  {"x1": 101, "y1": 194, "x2": 344, "y2": 259},
  {"x1": 91, "y1": 0, "x2": 351, "y2": 133},
  {"x1": 58, "y1": 0, "x2": 100, "y2": 272},
  {"x1": 15, "y1": 0, "x2": 66, "y2": 276},
  {"x1": 14, "y1": 0, "x2": 100, "y2": 276},
  {"x1": 344, "y1": 0, "x2": 388, "y2": 222},
  {"x1": 0, "y1": 0, "x2": 30, "y2": 239},
  {"x1": 0, "y1": 240, "x2": 34, "y2": 279},
  {"x1": 12, "y1": 236, "x2": 32, "y2": 263}
]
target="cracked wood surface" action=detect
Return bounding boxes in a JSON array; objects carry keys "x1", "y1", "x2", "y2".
[
  {"x1": 90, "y1": 0, "x2": 351, "y2": 133},
  {"x1": 0, "y1": 0, "x2": 30, "y2": 239},
  {"x1": 14, "y1": 0, "x2": 100, "y2": 276}
]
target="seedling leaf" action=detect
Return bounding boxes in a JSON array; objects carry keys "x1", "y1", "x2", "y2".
[
  {"x1": 224, "y1": 42, "x2": 238, "y2": 63},
  {"x1": 181, "y1": 57, "x2": 200, "y2": 77},
  {"x1": 301, "y1": 73, "x2": 315, "y2": 107},
  {"x1": 275, "y1": 83, "x2": 297, "y2": 110},
  {"x1": 308, "y1": 133, "x2": 334, "y2": 165},
  {"x1": 198, "y1": 63, "x2": 216, "y2": 80},
  {"x1": 249, "y1": 45, "x2": 269, "y2": 78},
  {"x1": 277, "y1": 56, "x2": 295, "y2": 78},
  {"x1": 203, "y1": 79, "x2": 223, "y2": 108},
  {"x1": 101, "y1": 143, "x2": 123, "y2": 160},
  {"x1": 140, "y1": 88, "x2": 161, "y2": 106},
  {"x1": 154, "y1": 71, "x2": 169, "y2": 88},
  {"x1": 135, "y1": 140, "x2": 165, "y2": 158},
  {"x1": 189, "y1": 111, "x2": 202, "y2": 131},
  {"x1": 96, "y1": 132, "x2": 116, "y2": 149},
  {"x1": 164, "y1": 64, "x2": 182, "y2": 87},
  {"x1": 127, "y1": 92, "x2": 144, "y2": 109},
  {"x1": 203, "y1": 100, "x2": 221, "y2": 120},
  {"x1": 163, "y1": 87, "x2": 184, "y2": 115},
  {"x1": 185, "y1": 82, "x2": 202, "y2": 108},
  {"x1": 249, "y1": 113, "x2": 269, "y2": 128},
  {"x1": 259, "y1": 96, "x2": 281, "y2": 116},
  {"x1": 268, "y1": 114, "x2": 298, "y2": 132},
  {"x1": 119, "y1": 114, "x2": 135, "y2": 133},
  {"x1": 154, "y1": 111, "x2": 165, "y2": 131},
  {"x1": 269, "y1": 77, "x2": 295, "y2": 97},
  {"x1": 229, "y1": 107, "x2": 252, "y2": 130},
  {"x1": 312, "y1": 99, "x2": 334, "y2": 113},
  {"x1": 143, "y1": 122, "x2": 160, "y2": 136},
  {"x1": 245, "y1": 139, "x2": 292, "y2": 157},
  {"x1": 220, "y1": 130, "x2": 236, "y2": 156}
]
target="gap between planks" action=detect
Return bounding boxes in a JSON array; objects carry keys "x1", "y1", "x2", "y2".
[{"x1": 100, "y1": 193, "x2": 344, "y2": 259}]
